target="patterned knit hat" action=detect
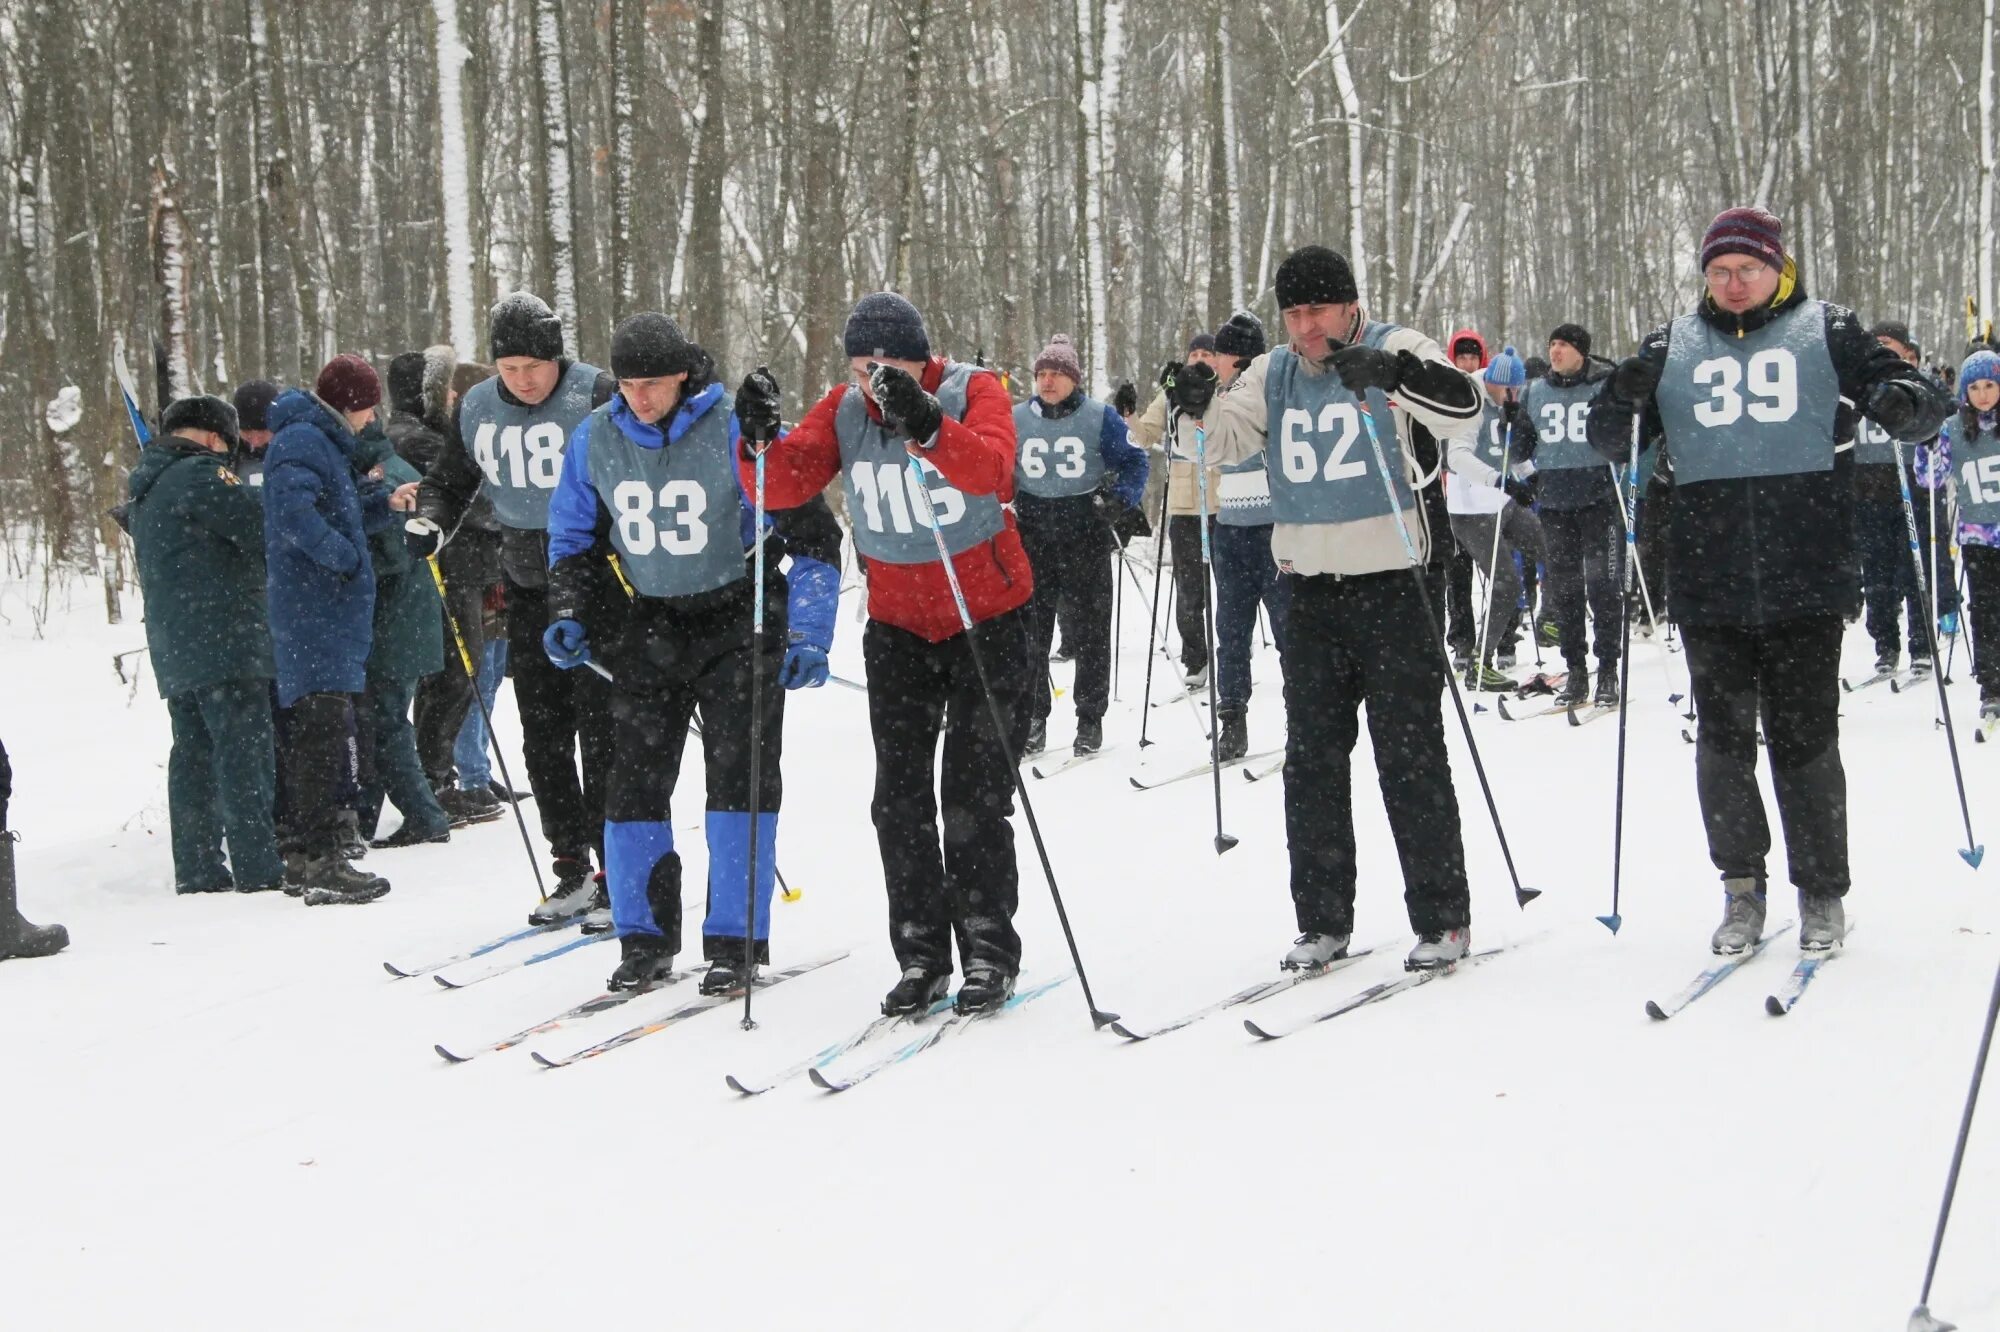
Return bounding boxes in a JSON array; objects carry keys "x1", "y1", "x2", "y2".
[
  {"x1": 1033, "y1": 334, "x2": 1083, "y2": 383},
  {"x1": 1957, "y1": 349, "x2": 2000, "y2": 403},
  {"x1": 1486, "y1": 346, "x2": 1527, "y2": 389},
  {"x1": 1700, "y1": 206, "x2": 1785, "y2": 272}
]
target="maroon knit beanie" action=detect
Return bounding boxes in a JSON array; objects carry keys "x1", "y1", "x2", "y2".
[
  {"x1": 1699, "y1": 207, "x2": 1785, "y2": 272},
  {"x1": 315, "y1": 354, "x2": 382, "y2": 414},
  {"x1": 1033, "y1": 334, "x2": 1083, "y2": 384}
]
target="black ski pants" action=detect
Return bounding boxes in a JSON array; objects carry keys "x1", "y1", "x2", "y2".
[
  {"x1": 1279, "y1": 569, "x2": 1471, "y2": 938},
  {"x1": 863, "y1": 609, "x2": 1029, "y2": 978},
  {"x1": 1541, "y1": 500, "x2": 1624, "y2": 673},
  {"x1": 1449, "y1": 506, "x2": 1546, "y2": 663},
  {"x1": 1964, "y1": 545, "x2": 2000, "y2": 693},
  {"x1": 508, "y1": 577, "x2": 619, "y2": 868},
  {"x1": 1856, "y1": 492, "x2": 1926, "y2": 658},
  {"x1": 414, "y1": 567, "x2": 486, "y2": 787},
  {"x1": 280, "y1": 691, "x2": 362, "y2": 859},
  {"x1": 1683, "y1": 614, "x2": 1848, "y2": 897},
  {"x1": 1443, "y1": 535, "x2": 1475, "y2": 654},
  {"x1": 1168, "y1": 515, "x2": 1210, "y2": 672},
  {"x1": 1021, "y1": 516, "x2": 1113, "y2": 723}
]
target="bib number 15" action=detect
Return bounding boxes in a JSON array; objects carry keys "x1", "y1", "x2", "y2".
[
  {"x1": 1279, "y1": 402, "x2": 1368, "y2": 483},
  {"x1": 1691, "y1": 349, "x2": 1799, "y2": 428},
  {"x1": 473, "y1": 422, "x2": 566, "y2": 490},
  {"x1": 1962, "y1": 455, "x2": 2000, "y2": 505}
]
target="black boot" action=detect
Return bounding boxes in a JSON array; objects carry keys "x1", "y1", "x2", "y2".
[
  {"x1": 1557, "y1": 667, "x2": 1590, "y2": 706},
  {"x1": 1593, "y1": 669, "x2": 1619, "y2": 708},
  {"x1": 699, "y1": 957, "x2": 759, "y2": 996},
  {"x1": 881, "y1": 966, "x2": 951, "y2": 1016},
  {"x1": 1073, "y1": 716, "x2": 1104, "y2": 755},
  {"x1": 1216, "y1": 709, "x2": 1249, "y2": 762},
  {"x1": 608, "y1": 934, "x2": 676, "y2": 991},
  {"x1": 1023, "y1": 718, "x2": 1047, "y2": 757},
  {"x1": 291, "y1": 850, "x2": 390, "y2": 906},
  {"x1": 955, "y1": 965, "x2": 1016, "y2": 1015},
  {"x1": 0, "y1": 832, "x2": 68, "y2": 961}
]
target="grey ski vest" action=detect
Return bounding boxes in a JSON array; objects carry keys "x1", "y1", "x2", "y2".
[
  {"x1": 1953, "y1": 424, "x2": 2000, "y2": 525},
  {"x1": 835, "y1": 364, "x2": 1006, "y2": 565},
  {"x1": 583, "y1": 399, "x2": 747, "y2": 600},
  {"x1": 1474, "y1": 399, "x2": 1511, "y2": 469},
  {"x1": 457, "y1": 361, "x2": 602, "y2": 531},
  {"x1": 1657, "y1": 303, "x2": 1840, "y2": 485},
  {"x1": 1262, "y1": 324, "x2": 1413, "y2": 527},
  {"x1": 1855, "y1": 414, "x2": 1897, "y2": 466},
  {"x1": 1013, "y1": 397, "x2": 1108, "y2": 498},
  {"x1": 1519, "y1": 375, "x2": 1602, "y2": 472}
]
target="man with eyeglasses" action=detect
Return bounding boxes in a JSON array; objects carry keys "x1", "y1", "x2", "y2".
[{"x1": 1587, "y1": 206, "x2": 1950, "y2": 958}]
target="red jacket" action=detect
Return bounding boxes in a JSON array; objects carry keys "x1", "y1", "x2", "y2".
[{"x1": 749, "y1": 358, "x2": 1034, "y2": 643}]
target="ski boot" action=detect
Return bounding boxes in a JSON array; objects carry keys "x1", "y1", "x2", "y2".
[
  {"x1": 1710, "y1": 877, "x2": 1768, "y2": 955},
  {"x1": 1556, "y1": 667, "x2": 1590, "y2": 707},
  {"x1": 1873, "y1": 646, "x2": 1899, "y2": 675},
  {"x1": 1799, "y1": 893, "x2": 1848, "y2": 953},
  {"x1": 1407, "y1": 927, "x2": 1470, "y2": 971},
  {"x1": 955, "y1": 966, "x2": 1015, "y2": 1014},
  {"x1": 1282, "y1": 931, "x2": 1350, "y2": 972},
  {"x1": 1072, "y1": 716, "x2": 1104, "y2": 756},
  {"x1": 1495, "y1": 642, "x2": 1518, "y2": 671},
  {"x1": 370, "y1": 819, "x2": 450, "y2": 850},
  {"x1": 293, "y1": 851, "x2": 390, "y2": 906},
  {"x1": 1183, "y1": 663, "x2": 1208, "y2": 692},
  {"x1": 608, "y1": 935, "x2": 676, "y2": 991},
  {"x1": 1023, "y1": 718, "x2": 1047, "y2": 758},
  {"x1": 1593, "y1": 670, "x2": 1619, "y2": 708},
  {"x1": 0, "y1": 832, "x2": 68, "y2": 961},
  {"x1": 1466, "y1": 662, "x2": 1514, "y2": 692},
  {"x1": 1451, "y1": 646, "x2": 1473, "y2": 673},
  {"x1": 528, "y1": 857, "x2": 603, "y2": 926},
  {"x1": 881, "y1": 966, "x2": 951, "y2": 1016},
  {"x1": 1216, "y1": 708, "x2": 1249, "y2": 763},
  {"x1": 1980, "y1": 690, "x2": 2000, "y2": 722},
  {"x1": 699, "y1": 957, "x2": 759, "y2": 997},
  {"x1": 437, "y1": 784, "x2": 504, "y2": 827}
]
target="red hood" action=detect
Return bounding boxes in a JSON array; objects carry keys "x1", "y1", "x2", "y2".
[{"x1": 1446, "y1": 328, "x2": 1489, "y2": 367}]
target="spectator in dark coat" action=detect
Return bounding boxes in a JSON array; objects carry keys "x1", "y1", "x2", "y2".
[
  {"x1": 0, "y1": 736, "x2": 69, "y2": 963},
  {"x1": 128, "y1": 394, "x2": 287, "y2": 893},
  {"x1": 261, "y1": 355, "x2": 411, "y2": 904}
]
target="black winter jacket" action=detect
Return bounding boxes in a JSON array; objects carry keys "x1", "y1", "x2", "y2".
[
  {"x1": 1510, "y1": 359, "x2": 1617, "y2": 511},
  {"x1": 1586, "y1": 283, "x2": 1951, "y2": 627}
]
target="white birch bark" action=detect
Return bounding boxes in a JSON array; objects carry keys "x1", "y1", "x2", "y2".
[
  {"x1": 1326, "y1": 1, "x2": 1368, "y2": 298},
  {"x1": 432, "y1": 0, "x2": 477, "y2": 357},
  {"x1": 532, "y1": 0, "x2": 579, "y2": 345},
  {"x1": 1981, "y1": 0, "x2": 1996, "y2": 321},
  {"x1": 1217, "y1": 7, "x2": 1245, "y2": 310}
]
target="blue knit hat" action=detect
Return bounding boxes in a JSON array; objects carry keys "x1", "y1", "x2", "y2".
[
  {"x1": 843, "y1": 292, "x2": 931, "y2": 362},
  {"x1": 1957, "y1": 349, "x2": 2000, "y2": 403},
  {"x1": 1486, "y1": 345, "x2": 1527, "y2": 389}
]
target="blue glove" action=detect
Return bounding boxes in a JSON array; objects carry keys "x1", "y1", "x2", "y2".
[
  {"x1": 543, "y1": 618, "x2": 590, "y2": 670},
  {"x1": 779, "y1": 638, "x2": 829, "y2": 689},
  {"x1": 1941, "y1": 612, "x2": 1960, "y2": 638}
]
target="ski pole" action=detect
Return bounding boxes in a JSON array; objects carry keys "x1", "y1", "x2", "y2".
[
  {"x1": 1600, "y1": 417, "x2": 1651, "y2": 934},
  {"x1": 741, "y1": 366, "x2": 778, "y2": 1030},
  {"x1": 1355, "y1": 406, "x2": 1539, "y2": 909},
  {"x1": 426, "y1": 555, "x2": 548, "y2": 903},
  {"x1": 1907, "y1": 955, "x2": 2000, "y2": 1332},
  {"x1": 1606, "y1": 459, "x2": 1683, "y2": 709},
  {"x1": 1894, "y1": 438, "x2": 1983, "y2": 868},
  {"x1": 1112, "y1": 536, "x2": 1123, "y2": 702},
  {"x1": 1470, "y1": 422, "x2": 1516, "y2": 711},
  {"x1": 1137, "y1": 421, "x2": 1176, "y2": 748},
  {"x1": 902, "y1": 450, "x2": 1118, "y2": 1030},
  {"x1": 1190, "y1": 419, "x2": 1235, "y2": 855}
]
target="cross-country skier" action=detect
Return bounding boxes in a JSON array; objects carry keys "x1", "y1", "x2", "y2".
[
  {"x1": 543, "y1": 314, "x2": 841, "y2": 994},
  {"x1": 1446, "y1": 346, "x2": 1543, "y2": 687},
  {"x1": 1130, "y1": 334, "x2": 1222, "y2": 691},
  {"x1": 1184, "y1": 244, "x2": 1499, "y2": 972},
  {"x1": 409, "y1": 293, "x2": 620, "y2": 925},
  {"x1": 742, "y1": 292, "x2": 1034, "y2": 1016},
  {"x1": 1915, "y1": 349, "x2": 2000, "y2": 720},
  {"x1": 1013, "y1": 333, "x2": 1149, "y2": 757},
  {"x1": 1587, "y1": 206, "x2": 1951, "y2": 954}
]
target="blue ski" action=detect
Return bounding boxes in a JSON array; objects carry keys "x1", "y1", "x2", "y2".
[
  {"x1": 808, "y1": 973, "x2": 1074, "y2": 1092},
  {"x1": 1644, "y1": 919, "x2": 1794, "y2": 1020},
  {"x1": 1764, "y1": 918, "x2": 1855, "y2": 1016}
]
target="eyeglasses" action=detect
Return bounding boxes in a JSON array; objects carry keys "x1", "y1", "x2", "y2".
[{"x1": 1704, "y1": 263, "x2": 1770, "y2": 286}]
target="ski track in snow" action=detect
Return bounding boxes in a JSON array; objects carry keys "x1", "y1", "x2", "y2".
[{"x1": 1, "y1": 573, "x2": 1996, "y2": 1330}]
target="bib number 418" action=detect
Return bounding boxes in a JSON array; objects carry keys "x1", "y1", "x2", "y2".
[{"x1": 473, "y1": 421, "x2": 566, "y2": 490}]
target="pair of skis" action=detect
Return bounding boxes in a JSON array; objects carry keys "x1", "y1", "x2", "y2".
[
  {"x1": 1643, "y1": 917, "x2": 1851, "y2": 1020},
  {"x1": 1128, "y1": 747, "x2": 1283, "y2": 791},
  {"x1": 1843, "y1": 664, "x2": 1934, "y2": 694}
]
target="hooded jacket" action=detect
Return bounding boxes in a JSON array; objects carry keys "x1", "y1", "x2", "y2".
[
  {"x1": 127, "y1": 435, "x2": 274, "y2": 698},
  {"x1": 354, "y1": 426, "x2": 444, "y2": 684}
]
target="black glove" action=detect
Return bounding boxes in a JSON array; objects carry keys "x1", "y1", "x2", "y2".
[
  {"x1": 868, "y1": 364, "x2": 943, "y2": 444},
  {"x1": 736, "y1": 366, "x2": 782, "y2": 446},
  {"x1": 1329, "y1": 344, "x2": 1407, "y2": 393},
  {"x1": 404, "y1": 517, "x2": 443, "y2": 560},
  {"x1": 1503, "y1": 474, "x2": 1537, "y2": 507},
  {"x1": 1165, "y1": 360, "x2": 1217, "y2": 416},
  {"x1": 1158, "y1": 360, "x2": 1182, "y2": 388},
  {"x1": 1864, "y1": 380, "x2": 1921, "y2": 440},
  {"x1": 1610, "y1": 355, "x2": 1661, "y2": 404}
]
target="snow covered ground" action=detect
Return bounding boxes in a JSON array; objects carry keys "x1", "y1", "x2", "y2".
[{"x1": 2, "y1": 567, "x2": 1995, "y2": 1331}]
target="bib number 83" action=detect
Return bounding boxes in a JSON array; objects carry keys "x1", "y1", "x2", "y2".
[
  {"x1": 1692, "y1": 349, "x2": 1799, "y2": 428},
  {"x1": 611, "y1": 479, "x2": 710, "y2": 556},
  {"x1": 1279, "y1": 403, "x2": 1368, "y2": 483}
]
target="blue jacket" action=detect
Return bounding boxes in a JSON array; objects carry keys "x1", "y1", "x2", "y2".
[
  {"x1": 548, "y1": 381, "x2": 840, "y2": 651},
  {"x1": 261, "y1": 391, "x2": 396, "y2": 706}
]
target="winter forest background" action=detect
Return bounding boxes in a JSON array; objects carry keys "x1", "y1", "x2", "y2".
[{"x1": 2, "y1": 0, "x2": 1998, "y2": 615}]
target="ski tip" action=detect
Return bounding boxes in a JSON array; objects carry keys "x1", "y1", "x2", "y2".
[
  {"x1": 724, "y1": 1074, "x2": 754, "y2": 1095},
  {"x1": 1108, "y1": 1021, "x2": 1144, "y2": 1041},
  {"x1": 1565, "y1": 704, "x2": 1583, "y2": 726},
  {"x1": 528, "y1": 1051, "x2": 561, "y2": 1069},
  {"x1": 1595, "y1": 912, "x2": 1621, "y2": 934},
  {"x1": 384, "y1": 962, "x2": 411, "y2": 978},
  {"x1": 1127, "y1": 776, "x2": 1147, "y2": 790},
  {"x1": 434, "y1": 1044, "x2": 466, "y2": 1064},
  {"x1": 1030, "y1": 767, "x2": 1049, "y2": 780},
  {"x1": 1214, "y1": 834, "x2": 1239, "y2": 855},
  {"x1": 1644, "y1": 999, "x2": 1670, "y2": 1021},
  {"x1": 432, "y1": 973, "x2": 462, "y2": 990},
  {"x1": 1764, "y1": 994, "x2": 1788, "y2": 1017},
  {"x1": 1961, "y1": 845, "x2": 1986, "y2": 869},
  {"x1": 806, "y1": 1067, "x2": 836, "y2": 1091},
  {"x1": 1516, "y1": 885, "x2": 1543, "y2": 909},
  {"x1": 1242, "y1": 1018, "x2": 1278, "y2": 1040}
]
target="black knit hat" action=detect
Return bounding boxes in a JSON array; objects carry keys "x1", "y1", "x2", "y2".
[
  {"x1": 1549, "y1": 323, "x2": 1592, "y2": 358},
  {"x1": 386, "y1": 351, "x2": 428, "y2": 416},
  {"x1": 1186, "y1": 332, "x2": 1217, "y2": 354},
  {"x1": 611, "y1": 313, "x2": 702, "y2": 380},
  {"x1": 842, "y1": 292, "x2": 931, "y2": 362},
  {"x1": 1869, "y1": 320, "x2": 1920, "y2": 357},
  {"x1": 489, "y1": 291, "x2": 564, "y2": 362},
  {"x1": 161, "y1": 394, "x2": 240, "y2": 446},
  {"x1": 1214, "y1": 310, "x2": 1267, "y2": 360},
  {"x1": 231, "y1": 379, "x2": 281, "y2": 431},
  {"x1": 1274, "y1": 246, "x2": 1359, "y2": 309}
]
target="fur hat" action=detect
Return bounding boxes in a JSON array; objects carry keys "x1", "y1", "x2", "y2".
[{"x1": 161, "y1": 394, "x2": 240, "y2": 445}]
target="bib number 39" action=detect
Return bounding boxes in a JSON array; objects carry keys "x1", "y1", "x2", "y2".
[
  {"x1": 1691, "y1": 349, "x2": 1799, "y2": 428},
  {"x1": 850, "y1": 459, "x2": 968, "y2": 534},
  {"x1": 611, "y1": 479, "x2": 710, "y2": 556},
  {"x1": 1279, "y1": 403, "x2": 1368, "y2": 483}
]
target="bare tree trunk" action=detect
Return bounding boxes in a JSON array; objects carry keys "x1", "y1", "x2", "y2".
[
  {"x1": 532, "y1": 0, "x2": 581, "y2": 344},
  {"x1": 433, "y1": 0, "x2": 478, "y2": 356}
]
